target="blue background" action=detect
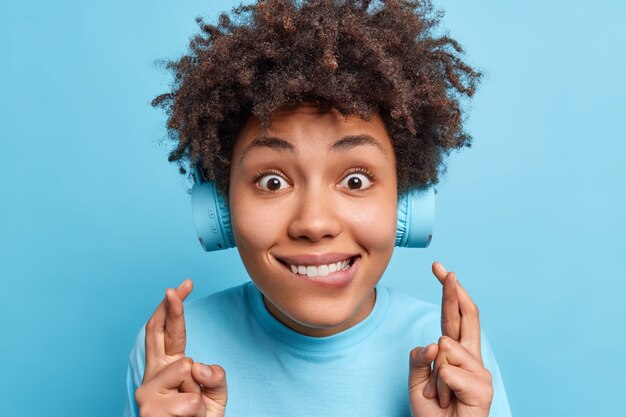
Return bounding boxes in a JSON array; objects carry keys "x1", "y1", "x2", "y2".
[{"x1": 1, "y1": 0, "x2": 624, "y2": 415}]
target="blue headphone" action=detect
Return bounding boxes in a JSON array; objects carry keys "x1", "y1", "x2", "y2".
[{"x1": 190, "y1": 165, "x2": 435, "y2": 252}]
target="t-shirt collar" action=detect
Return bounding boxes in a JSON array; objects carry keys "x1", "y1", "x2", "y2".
[{"x1": 246, "y1": 281, "x2": 390, "y2": 353}]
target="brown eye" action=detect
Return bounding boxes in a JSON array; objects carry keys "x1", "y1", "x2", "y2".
[
  {"x1": 348, "y1": 177, "x2": 362, "y2": 189},
  {"x1": 339, "y1": 173, "x2": 372, "y2": 191},
  {"x1": 257, "y1": 174, "x2": 288, "y2": 192}
]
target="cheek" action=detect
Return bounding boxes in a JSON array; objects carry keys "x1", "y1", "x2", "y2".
[
  {"x1": 347, "y1": 196, "x2": 397, "y2": 253},
  {"x1": 230, "y1": 190, "x2": 284, "y2": 254},
  {"x1": 229, "y1": 173, "x2": 398, "y2": 258}
]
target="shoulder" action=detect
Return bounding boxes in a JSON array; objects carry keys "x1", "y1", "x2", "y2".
[
  {"x1": 180, "y1": 281, "x2": 251, "y2": 334},
  {"x1": 383, "y1": 285, "x2": 440, "y2": 316},
  {"x1": 379, "y1": 286, "x2": 502, "y2": 365},
  {"x1": 182, "y1": 282, "x2": 259, "y2": 360},
  {"x1": 184, "y1": 281, "x2": 249, "y2": 316},
  {"x1": 128, "y1": 282, "x2": 251, "y2": 357},
  {"x1": 380, "y1": 287, "x2": 511, "y2": 416},
  {"x1": 382, "y1": 285, "x2": 501, "y2": 348},
  {"x1": 380, "y1": 285, "x2": 442, "y2": 342}
]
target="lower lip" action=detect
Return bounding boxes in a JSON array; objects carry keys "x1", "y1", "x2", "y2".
[{"x1": 281, "y1": 257, "x2": 360, "y2": 288}]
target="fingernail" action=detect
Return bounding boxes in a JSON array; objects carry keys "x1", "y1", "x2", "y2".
[{"x1": 200, "y1": 364, "x2": 212, "y2": 378}]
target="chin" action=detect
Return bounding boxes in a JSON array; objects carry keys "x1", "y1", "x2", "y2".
[
  {"x1": 270, "y1": 288, "x2": 375, "y2": 335},
  {"x1": 292, "y1": 306, "x2": 355, "y2": 329}
]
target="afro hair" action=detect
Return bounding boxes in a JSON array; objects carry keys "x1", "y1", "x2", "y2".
[{"x1": 152, "y1": 0, "x2": 483, "y2": 196}]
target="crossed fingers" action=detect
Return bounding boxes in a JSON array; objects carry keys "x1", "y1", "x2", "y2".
[
  {"x1": 427, "y1": 261, "x2": 483, "y2": 407},
  {"x1": 137, "y1": 279, "x2": 230, "y2": 416},
  {"x1": 143, "y1": 279, "x2": 193, "y2": 383}
]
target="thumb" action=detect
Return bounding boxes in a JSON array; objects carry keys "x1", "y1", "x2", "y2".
[
  {"x1": 192, "y1": 362, "x2": 228, "y2": 414},
  {"x1": 409, "y1": 344, "x2": 438, "y2": 392}
]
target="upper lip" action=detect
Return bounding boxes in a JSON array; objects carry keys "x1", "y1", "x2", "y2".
[{"x1": 274, "y1": 253, "x2": 358, "y2": 266}]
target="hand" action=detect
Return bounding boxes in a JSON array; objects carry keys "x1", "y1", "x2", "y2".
[
  {"x1": 408, "y1": 262, "x2": 493, "y2": 417},
  {"x1": 134, "y1": 279, "x2": 228, "y2": 417}
]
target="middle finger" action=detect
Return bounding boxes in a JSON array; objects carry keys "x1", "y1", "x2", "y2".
[
  {"x1": 164, "y1": 280, "x2": 194, "y2": 357},
  {"x1": 441, "y1": 272, "x2": 460, "y2": 340},
  {"x1": 433, "y1": 262, "x2": 482, "y2": 360},
  {"x1": 144, "y1": 279, "x2": 193, "y2": 380}
]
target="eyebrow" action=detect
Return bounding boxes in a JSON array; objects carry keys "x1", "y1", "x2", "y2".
[
  {"x1": 329, "y1": 134, "x2": 387, "y2": 154},
  {"x1": 239, "y1": 133, "x2": 387, "y2": 164},
  {"x1": 239, "y1": 136, "x2": 295, "y2": 163}
]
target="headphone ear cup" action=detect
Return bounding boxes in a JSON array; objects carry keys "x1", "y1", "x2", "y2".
[
  {"x1": 190, "y1": 170, "x2": 235, "y2": 252},
  {"x1": 396, "y1": 188, "x2": 435, "y2": 248}
]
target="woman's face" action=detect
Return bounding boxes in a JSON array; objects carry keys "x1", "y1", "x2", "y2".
[{"x1": 229, "y1": 105, "x2": 397, "y2": 337}]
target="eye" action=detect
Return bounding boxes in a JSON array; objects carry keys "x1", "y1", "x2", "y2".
[
  {"x1": 256, "y1": 173, "x2": 289, "y2": 192},
  {"x1": 339, "y1": 172, "x2": 373, "y2": 191}
]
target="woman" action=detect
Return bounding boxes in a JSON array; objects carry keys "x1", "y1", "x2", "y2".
[{"x1": 125, "y1": 1, "x2": 511, "y2": 416}]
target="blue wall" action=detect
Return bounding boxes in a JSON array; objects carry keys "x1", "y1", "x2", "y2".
[{"x1": 1, "y1": 0, "x2": 624, "y2": 415}]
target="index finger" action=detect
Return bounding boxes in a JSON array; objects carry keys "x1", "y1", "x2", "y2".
[{"x1": 432, "y1": 262, "x2": 482, "y2": 360}]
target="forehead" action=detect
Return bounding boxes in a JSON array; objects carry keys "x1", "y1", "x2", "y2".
[{"x1": 234, "y1": 105, "x2": 392, "y2": 151}]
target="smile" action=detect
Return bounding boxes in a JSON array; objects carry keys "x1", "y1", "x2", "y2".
[
  {"x1": 274, "y1": 254, "x2": 361, "y2": 287},
  {"x1": 286, "y1": 257, "x2": 355, "y2": 278}
]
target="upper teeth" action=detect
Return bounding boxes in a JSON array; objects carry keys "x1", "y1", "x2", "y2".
[{"x1": 288, "y1": 259, "x2": 352, "y2": 277}]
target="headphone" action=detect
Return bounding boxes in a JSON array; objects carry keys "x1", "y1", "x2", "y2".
[{"x1": 190, "y1": 165, "x2": 435, "y2": 252}]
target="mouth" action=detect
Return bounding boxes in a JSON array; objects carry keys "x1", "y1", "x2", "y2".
[{"x1": 275, "y1": 255, "x2": 361, "y2": 287}]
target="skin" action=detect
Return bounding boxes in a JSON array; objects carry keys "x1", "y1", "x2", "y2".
[
  {"x1": 134, "y1": 105, "x2": 493, "y2": 417},
  {"x1": 409, "y1": 263, "x2": 494, "y2": 417},
  {"x1": 135, "y1": 280, "x2": 228, "y2": 417},
  {"x1": 228, "y1": 105, "x2": 398, "y2": 337}
]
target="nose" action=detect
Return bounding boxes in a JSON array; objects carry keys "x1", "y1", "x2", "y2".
[{"x1": 287, "y1": 187, "x2": 342, "y2": 242}]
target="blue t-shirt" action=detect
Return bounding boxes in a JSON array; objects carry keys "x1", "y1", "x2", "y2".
[{"x1": 124, "y1": 281, "x2": 511, "y2": 416}]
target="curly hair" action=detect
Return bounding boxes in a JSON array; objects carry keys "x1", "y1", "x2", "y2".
[{"x1": 151, "y1": 0, "x2": 482, "y2": 196}]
